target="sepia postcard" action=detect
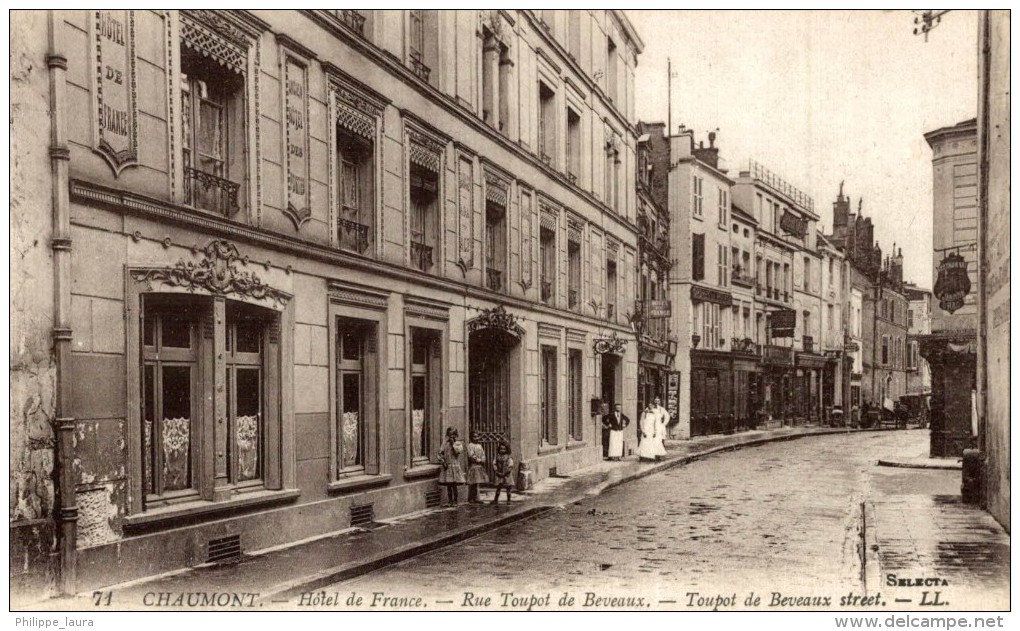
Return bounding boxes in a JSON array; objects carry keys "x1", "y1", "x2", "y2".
[{"x1": 8, "y1": 6, "x2": 1011, "y2": 624}]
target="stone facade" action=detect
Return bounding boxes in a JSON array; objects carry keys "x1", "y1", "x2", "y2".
[{"x1": 9, "y1": 9, "x2": 645, "y2": 599}]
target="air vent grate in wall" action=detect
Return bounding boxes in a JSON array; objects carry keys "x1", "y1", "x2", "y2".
[{"x1": 207, "y1": 534, "x2": 242, "y2": 564}]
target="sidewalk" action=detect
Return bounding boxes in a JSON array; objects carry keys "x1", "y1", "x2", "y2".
[
  {"x1": 864, "y1": 432, "x2": 1010, "y2": 610},
  {"x1": 36, "y1": 425, "x2": 852, "y2": 610}
]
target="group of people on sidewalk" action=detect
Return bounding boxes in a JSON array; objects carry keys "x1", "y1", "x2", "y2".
[
  {"x1": 436, "y1": 428, "x2": 515, "y2": 507},
  {"x1": 601, "y1": 398, "x2": 671, "y2": 462}
]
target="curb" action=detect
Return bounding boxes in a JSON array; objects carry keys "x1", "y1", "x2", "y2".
[
  {"x1": 589, "y1": 428, "x2": 858, "y2": 496},
  {"x1": 861, "y1": 501, "x2": 882, "y2": 596},
  {"x1": 876, "y1": 458, "x2": 962, "y2": 470},
  {"x1": 262, "y1": 506, "x2": 552, "y2": 602},
  {"x1": 264, "y1": 427, "x2": 863, "y2": 601}
]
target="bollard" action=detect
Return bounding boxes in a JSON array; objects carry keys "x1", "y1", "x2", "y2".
[{"x1": 961, "y1": 449, "x2": 984, "y2": 505}]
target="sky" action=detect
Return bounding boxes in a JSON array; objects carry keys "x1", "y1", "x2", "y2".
[{"x1": 626, "y1": 9, "x2": 979, "y2": 289}]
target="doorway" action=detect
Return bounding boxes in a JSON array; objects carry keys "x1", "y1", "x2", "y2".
[{"x1": 468, "y1": 328, "x2": 518, "y2": 472}]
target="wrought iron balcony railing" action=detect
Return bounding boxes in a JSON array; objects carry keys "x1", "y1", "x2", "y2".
[
  {"x1": 409, "y1": 53, "x2": 431, "y2": 82},
  {"x1": 486, "y1": 268, "x2": 503, "y2": 292},
  {"x1": 541, "y1": 279, "x2": 553, "y2": 304},
  {"x1": 332, "y1": 9, "x2": 366, "y2": 37},
  {"x1": 731, "y1": 269, "x2": 755, "y2": 288},
  {"x1": 185, "y1": 167, "x2": 240, "y2": 216},
  {"x1": 338, "y1": 218, "x2": 370, "y2": 254},
  {"x1": 410, "y1": 241, "x2": 433, "y2": 272}
]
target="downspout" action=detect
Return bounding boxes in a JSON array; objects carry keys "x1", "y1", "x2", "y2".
[
  {"x1": 47, "y1": 10, "x2": 77, "y2": 596},
  {"x1": 975, "y1": 10, "x2": 990, "y2": 456}
]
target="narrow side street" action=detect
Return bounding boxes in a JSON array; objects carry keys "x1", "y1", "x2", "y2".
[{"x1": 332, "y1": 431, "x2": 1007, "y2": 610}]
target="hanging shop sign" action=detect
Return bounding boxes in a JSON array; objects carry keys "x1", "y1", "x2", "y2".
[
  {"x1": 779, "y1": 211, "x2": 808, "y2": 238},
  {"x1": 770, "y1": 309, "x2": 797, "y2": 338},
  {"x1": 594, "y1": 331, "x2": 628, "y2": 355},
  {"x1": 642, "y1": 299, "x2": 672, "y2": 319},
  {"x1": 933, "y1": 252, "x2": 971, "y2": 314}
]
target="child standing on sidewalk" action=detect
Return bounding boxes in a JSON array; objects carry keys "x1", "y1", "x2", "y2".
[
  {"x1": 438, "y1": 427, "x2": 465, "y2": 506},
  {"x1": 491, "y1": 441, "x2": 514, "y2": 505},
  {"x1": 465, "y1": 431, "x2": 488, "y2": 504}
]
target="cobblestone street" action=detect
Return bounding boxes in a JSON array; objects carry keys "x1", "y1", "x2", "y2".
[{"x1": 335, "y1": 431, "x2": 1008, "y2": 610}]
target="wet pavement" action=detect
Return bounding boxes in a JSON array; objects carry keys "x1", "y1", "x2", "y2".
[
  {"x1": 334, "y1": 431, "x2": 1009, "y2": 611},
  {"x1": 30, "y1": 428, "x2": 1009, "y2": 612}
]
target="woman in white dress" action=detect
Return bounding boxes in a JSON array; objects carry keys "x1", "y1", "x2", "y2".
[
  {"x1": 651, "y1": 397, "x2": 669, "y2": 459},
  {"x1": 636, "y1": 404, "x2": 659, "y2": 461}
]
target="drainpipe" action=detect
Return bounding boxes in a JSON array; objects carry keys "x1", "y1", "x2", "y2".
[
  {"x1": 47, "y1": 10, "x2": 77, "y2": 596},
  {"x1": 975, "y1": 10, "x2": 990, "y2": 455}
]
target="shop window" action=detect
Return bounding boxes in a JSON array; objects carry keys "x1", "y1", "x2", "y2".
[
  {"x1": 337, "y1": 128, "x2": 374, "y2": 254},
  {"x1": 140, "y1": 294, "x2": 278, "y2": 508},
  {"x1": 180, "y1": 46, "x2": 246, "y2": 217}
]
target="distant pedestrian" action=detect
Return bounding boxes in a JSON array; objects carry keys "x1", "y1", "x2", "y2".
[
  {"x1": 603, "y1": 403, "x2": 629, "y2": 460},
  {"x1": 636, "y1": 403, "x2": 666, "y2": 461},
  {"x1": 491, "y1": 441, "x2": 514, "y2": 505},
  {"x1": 438, "y1": 427, "x2": 465, "y2": 506},
  {"x1": 465, "y1": 431, "x2": 488, "y2": 504},
  {"x1": 652, "y1": 397, "x2": 670, "y2": 459}
]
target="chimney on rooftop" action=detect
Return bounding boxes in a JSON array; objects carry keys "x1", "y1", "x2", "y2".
[{"x1": 692, "y1": 130, "x2": 720, "y2": 170}]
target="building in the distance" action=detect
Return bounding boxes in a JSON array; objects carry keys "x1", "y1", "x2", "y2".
[
  {"x1": 8, "y1": 8, "x2": 645, "y2": 601},
  {"x1": 665, "y1": 129, "x2": 742, "y2": 438},
  {"x1": 903, "y1": 283, "x2": 932, "y2": 402},
  {"x1": 920, "y1": 118, "x2": 978, "y2": 457}
]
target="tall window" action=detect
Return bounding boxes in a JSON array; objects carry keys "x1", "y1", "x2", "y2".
[
  {"x1": 407, "y1": 10, "x2": 437, "y2": 84},
  {"x1": 485, "y1": 201, "x2": 507, "y2": 291},
  {"x1": 567, "y1": 10, "x2": 582, "y2": 60},
  {"x1": 803, "y1": 311, "x2": 812, "y2": 345},
  {"x1": 692, "y1": 233, "x2": 705, "y2": 281},
  {"x1": 803, "y1": 256, "x2": 811, "y2": 292},
  {"x1": 692, "y1": 175, "x2": 704, "y2": 217},
  {"x1": 828, "y1": 304, "x2": 835, "y2": 333},
  {"x1": 718, "y1": 188, "x2": 728, "y2": 228},
  {"x1": 409, "y1": 164, "x2": 439, "y2": 272},
  {"x1": 606, "y1": 37, "x2": 618, "y2": 103},
  {"x1": 538, "y1": 82, "x2": 556, "y2": 164},
  {"x1": 481, "y1": 28, "x2": 510, "y2": 131},
  {"x1": 907, "y1": 309, "x2": 914, "y2": 329},
  {"x1": 828, "y1": 258, "x2": 835, "y2": 288},
  {"x1": 336, "y1": 318, "x2": 375, "y2": 473},
  {"x1": 408, "y1": 328, "x2": 440, "y2": 465},
  {"x1": 568, "y1": 349, "x2": 583, "y2": 442},
  {"x1": 337, "y1": 128, "x2": 374, "y2": 253},
  {"x1": 566, "y1": 107, "x2": 581, "y2": 183},
  {"x1": 606, "y1": 259, "x2": 618, "y2": 320},
  {"x1": 181, "y1": 47, "x2": 245, "y2": 216},
  {"x1": 141, "y1": 294, "x2": 277, "y2": 507},
  {"x1": 568, "y1": 239, "x2": 581, "y2": 310},
  {"x1": 540, "y1": 226, "x2": 556, "y2": 304},
  {"x1": 783, "y1": 263, "x2": 790, "y2": 300},
  {"x1": 717, "y1": 244, "x2": 728, "y2": 287},
  {"x1": 881, "y1": 335, "x2": 889, "y2": 365},
  {"x1": 701, "y1": 303, "x2": 720, "y2": 349},
  {"x1": 541, "y1": 346, "x2": 558, "y2": 444}
]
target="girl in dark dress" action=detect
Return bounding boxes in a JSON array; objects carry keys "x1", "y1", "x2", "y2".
[
  {"x1": 438, "y1": 427, "x2": 465, "y2": 506},
  {"x1": 491, "y1": 441, "x2": 514, "y2": 505}
]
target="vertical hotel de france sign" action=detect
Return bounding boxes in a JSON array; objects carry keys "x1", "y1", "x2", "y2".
[{"x1": 91, "y1": 10, "x2": 139, "y2": 175}]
